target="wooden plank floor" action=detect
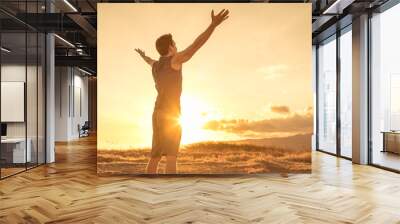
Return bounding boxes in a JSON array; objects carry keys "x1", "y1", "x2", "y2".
[{"x1": 1, "y1": 135, "x2": 400, "y2": 224}]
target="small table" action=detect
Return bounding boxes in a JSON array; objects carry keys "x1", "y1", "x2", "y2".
[{"x1": 381, "y1": 131, "x2": 400, "y2": 154}]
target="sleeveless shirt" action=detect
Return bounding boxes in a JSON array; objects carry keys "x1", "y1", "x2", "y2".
[{"x1": 152, "y1": 56, "x2": 182, "y2": 114}]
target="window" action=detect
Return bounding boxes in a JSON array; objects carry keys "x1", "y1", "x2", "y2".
[
  {"x1": 370, "y1": 3, "x2": 400, "y2": 171},
  {"x1": 317, "y1": 35, "x2": 337, "y2": 154},
  {"x1": 339, "y1": 27, "x2": 352, "y2": 158}
]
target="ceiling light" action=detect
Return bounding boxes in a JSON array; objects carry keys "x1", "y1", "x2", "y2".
[
  {"x1": 322, "y1": 0, "x2": 355, "y2": 15},
  {"x1": 76, "y1": 48, "x2": 85, "y2": 55},
  {"x1": 54, "y1": 34, "x2": 75, "y2": 48},
  {"x1": 63, "y1": 0, "x2": 78, "y2": 12},
  {"x1": 77, "y1": 67, "x2": 93, "y2": 76},
  {"x1": 1, "y1": 47, "x2": 11, "y2": 53}
]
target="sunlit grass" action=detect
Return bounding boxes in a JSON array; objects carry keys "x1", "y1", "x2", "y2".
[{"x1": 98, "y1": 142, "x2": 311, "y2": 174}]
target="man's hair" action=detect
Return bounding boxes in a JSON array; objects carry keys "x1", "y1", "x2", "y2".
[{"x1": 155, "y1": 34, "x2": 173, "y2": 56}]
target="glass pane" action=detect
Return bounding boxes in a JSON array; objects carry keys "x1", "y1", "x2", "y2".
[
  {"x1": 1, "y1": 31, "x2": 27, "y2": 177},
  {"x1": 318, "y1": 36, "x2": 337, "y2": 154},
  {"x1": 27, "y1": 31, "x2": 38, "y2": 169},
  {"x1": 38, "y1": 33, "x2": 45, "y2": 165},
  {"x1": 340, "y1": 28, "x2": 352, "y2": 158},
  {"x1": 0, "y1": 1, "x2": 46, "y2": 178},
  {"x1": 371, "y1": 4, "x2": 400, "y2": 171}
]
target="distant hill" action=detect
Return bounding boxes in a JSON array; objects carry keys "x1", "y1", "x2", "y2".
[{"x1": 228, "y1": 133, "x2": 312, "y2": 151}]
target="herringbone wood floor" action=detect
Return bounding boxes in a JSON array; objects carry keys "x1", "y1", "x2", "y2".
[{"x1": 1, "y1": 135, "x2": 400, "y2": 224}]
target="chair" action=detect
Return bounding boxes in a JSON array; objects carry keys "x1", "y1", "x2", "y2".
[{"x1": 79, "y1": 121, "x2": 90, "y2": 138}]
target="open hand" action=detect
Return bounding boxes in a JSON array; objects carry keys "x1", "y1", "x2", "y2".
[
  {"x1": 211, "y1": 9, "x2": 229, "y2": 28},
  {"x1": 135, "y1": 48, "x2": 146, "y2": 57}
]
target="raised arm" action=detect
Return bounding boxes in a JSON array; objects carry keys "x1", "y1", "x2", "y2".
[
  {"x1": 172, "y1": 9, "x2": 229, "y2": 67},
  {"x1": 135, "y1": 48, "x2": 156, "y2": 67}
]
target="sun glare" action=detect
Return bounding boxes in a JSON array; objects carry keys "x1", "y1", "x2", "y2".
[{"x1": 179, "y1": 96, "x2": 213, "y2": 144}]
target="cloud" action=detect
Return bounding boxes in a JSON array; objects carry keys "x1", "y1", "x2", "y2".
[
  {"x1": 257, "y1": 64, "x2": 288, "y2": 80},
  {"x1": 203, "y1": 109, "x2": 312, "y2": 135},
  {"x1": 270, "y1": 105, "x2": 290, "y2": 114}
]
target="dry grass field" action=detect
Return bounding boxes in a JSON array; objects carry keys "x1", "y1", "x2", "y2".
[{"x1": 98, "y1": 142, "x2": 311, "y2": 174}]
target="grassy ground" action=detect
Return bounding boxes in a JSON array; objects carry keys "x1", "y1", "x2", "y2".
[{"x1": 97, "y1": 142, "x2": 311, "y2": 174}]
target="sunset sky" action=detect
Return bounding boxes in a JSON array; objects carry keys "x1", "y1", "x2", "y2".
[{"x1": 98, "y1": 3, "x2": 312, "y2": 150}]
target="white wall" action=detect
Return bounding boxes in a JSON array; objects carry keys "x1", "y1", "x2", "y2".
[
  {"x1": 1, "y1": 65, "x2": 27, "y2": 140},
  {"x1": 55, "y1": 67, "x2": 89, "y2": 141},
  {"x1": 55, "y1": 67, "x2": 70, "y2": 141},
  {"x1": 1, "y1": 65, "x2": 39, "y2": 137},
  {"x1": 72, "y1": 73, "x2": 89, "y2": 138}
]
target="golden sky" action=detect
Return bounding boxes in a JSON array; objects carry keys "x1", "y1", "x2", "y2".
[{"x1": 98, "y1": 3, "x2": 312, "y2": 150}]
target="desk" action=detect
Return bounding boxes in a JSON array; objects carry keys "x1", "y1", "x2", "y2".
[
  {"x1": 382, "y1": 131, "x2": 400, "y2": 154},
  {"x1": 1, "y1": 138, "x2": 31, "y2": 163}
]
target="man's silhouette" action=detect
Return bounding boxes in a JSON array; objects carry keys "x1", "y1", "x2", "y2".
[{"x1": 135, "y1": 9, "x2": 229, "y2": 174}]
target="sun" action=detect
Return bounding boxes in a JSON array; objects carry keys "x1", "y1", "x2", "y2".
[{"x1": 179, "y1": 96, "x2": 212, "y2": 144}]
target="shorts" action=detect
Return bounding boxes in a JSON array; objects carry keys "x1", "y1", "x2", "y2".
[{"x1": 151, "y1": 109, "x2": 182, "y2": 157}]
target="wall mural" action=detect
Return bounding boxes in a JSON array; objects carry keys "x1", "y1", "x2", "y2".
[{"x1": 98, "y1": 3, "x2": 312, "y2": 174}]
